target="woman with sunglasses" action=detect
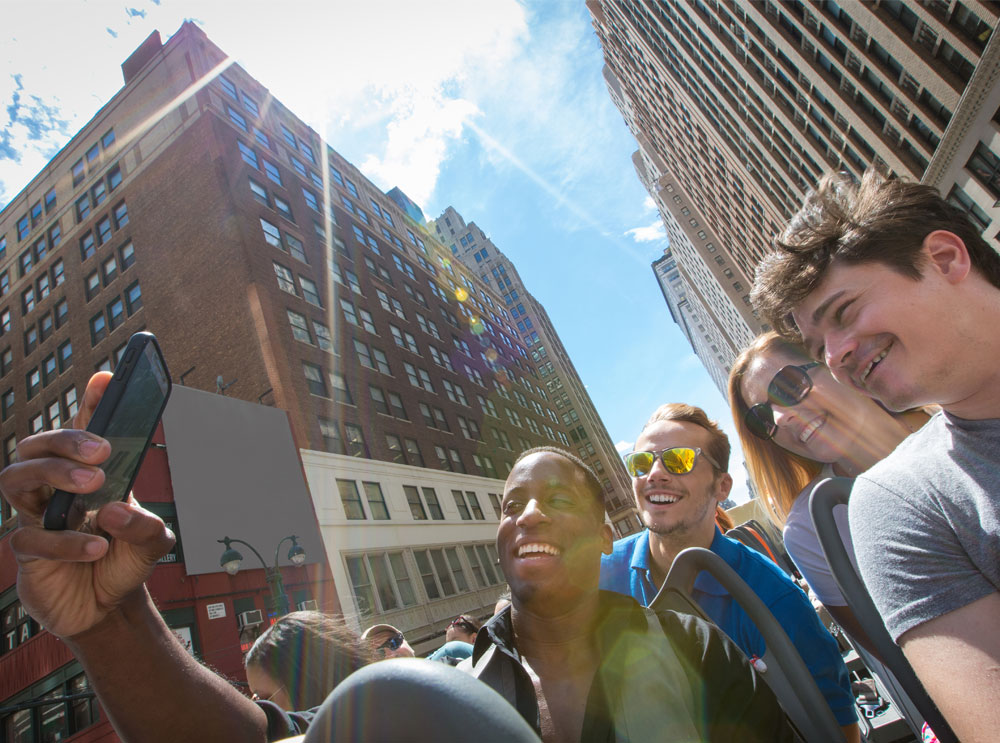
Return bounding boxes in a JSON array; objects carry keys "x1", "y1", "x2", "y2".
[{"x1": 728, "y1": 331, "x2": 927, "y2": 647}]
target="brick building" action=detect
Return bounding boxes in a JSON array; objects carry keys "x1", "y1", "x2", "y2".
[{"x1": 0, "y1": 22, "x2": 599, "y2": 740}]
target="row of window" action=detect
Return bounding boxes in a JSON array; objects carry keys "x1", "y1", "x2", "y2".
[
  {"x1": 85, "y1": 242, "x2": 136, "y2": 301},
  {"x1": 79, "y1": 199, "x2": 128, "y2": 262},
  {"x1": 345, "y1": 541, "x2": 503, "y2": 617},
  {"x1": 22, "y1": 339, "x2": 73, "y2": 403},
  {"x1": 90, "y1": 281, "x2": 143, "y2": 347}
]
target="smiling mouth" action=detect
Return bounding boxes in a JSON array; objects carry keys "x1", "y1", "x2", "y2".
[
  {"x1": 800, "y1": 416, "x2": 824, "y2": 443},
  {"x1": 859, "y1": 343, "x2": 891, "y2": 386},
  {"x1": 646, "y1": 493, "x2": 679, "y2": 505},
  {"x1": 517, "y1": 543, "x2": 561, "y2": 557}
]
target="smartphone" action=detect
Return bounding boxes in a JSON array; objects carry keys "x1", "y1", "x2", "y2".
[{"x1": 44, "y1": 331, "x2": 172, "y2": 531}]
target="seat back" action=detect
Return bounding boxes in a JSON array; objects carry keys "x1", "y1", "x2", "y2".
[
  {"x1": 809, "y1": 477, "x2": 957, "y2": 743},
  {"x1": 651, "y1": 547, "x2": 844, "y2": 743}
]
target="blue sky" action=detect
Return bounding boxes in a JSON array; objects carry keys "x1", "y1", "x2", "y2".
[{"x1": 1, "y1": 0, "x2": 750, "y2": 502}]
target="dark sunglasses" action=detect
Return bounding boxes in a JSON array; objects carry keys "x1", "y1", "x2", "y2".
[
  {"x1": 624, "y1": 447, "x2": 721, "y2": 477},
  {"x1": 377, "y1": 631, "x2": 405, "y2": 651},
  {"x1": 744, "y1": 362, "x2": 822, "y2": 440},
  {"x1": 449, "y1": 617, "x2": 476, "y2": 633}
]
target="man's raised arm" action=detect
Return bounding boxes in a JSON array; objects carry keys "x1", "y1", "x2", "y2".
[{"x1": 2, "y1": 373, "x2": 269, "y2": 743}]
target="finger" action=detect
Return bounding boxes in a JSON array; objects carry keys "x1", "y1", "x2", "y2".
[
  {"x1": 10, "y1": 524, "x2": 109, "y2": 563},
  {"x1": 71, "y1": 372, "x2": 114, "y2": 430},
  {"x1": 0, "y1": 457, "x2": 107, "y2": 518},
  {"x1": 96, "y1": 501, "x2": 176, "y2": 560},
  {"x1": 14, "y1": 429, "x2": 111, "y2": 467}
]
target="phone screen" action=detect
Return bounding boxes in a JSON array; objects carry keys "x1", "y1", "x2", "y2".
[{"x1": 90, "y1": 342, "x2": 171, "y2": 506}]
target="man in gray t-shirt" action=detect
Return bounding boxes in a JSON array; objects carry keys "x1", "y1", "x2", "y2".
[
  {"x1": 850, "y1": 412, "x2": 1000, "y2": 641},
  {"x1": 750, "y1": 171, "x2": 1000, "y2": 741}
]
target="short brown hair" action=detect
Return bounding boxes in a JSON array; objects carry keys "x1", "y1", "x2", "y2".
[
  {"x1": 752, "y1": 169, "x2": 1000, "y2": 337},
  {"x1": 640, "y1": 403, "x2": 730, "y2": 474}
]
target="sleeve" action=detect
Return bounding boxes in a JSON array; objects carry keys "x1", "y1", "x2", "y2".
[
  {"x1": 662, "y1": 612, "x2": 794, "y2": 743},
  {"x1": 782, "y1": 504, "x2": 851, "y2": 607},
  {"x1": 766, "y1": 587, "x2": 856, "y2": 726},
  {"x1": 849, "y1": 474, "x2": 995, "y2": 641},
  {"x1": 255, "y1": 700, "x2": 317, "y2": 742}
]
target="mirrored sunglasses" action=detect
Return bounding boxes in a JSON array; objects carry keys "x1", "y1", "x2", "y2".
[
  {"x1": 623, "y1": 447, "x2": 720, "y2": 477},
  {"x1": 744, "y1": 362, "x2": 822, "y2": 440},
  {"x1": 377, "y1": 631, "x2": 405, "y2": 651}
]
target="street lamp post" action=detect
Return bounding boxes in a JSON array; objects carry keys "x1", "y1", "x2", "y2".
[{"x1": 217, "y1": 535, "x2": 307, "y2": 617}]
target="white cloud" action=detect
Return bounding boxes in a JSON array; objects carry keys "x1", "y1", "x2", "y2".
[
  {"x1": 625, "y1": 221, "x2": 666, "y2": 243},
  {"x1": 642, "y1": 195, "x2": 656, "y2": 211},
  {"x1": 614, "y1": 440, "x2": 633, "y2": 455}
]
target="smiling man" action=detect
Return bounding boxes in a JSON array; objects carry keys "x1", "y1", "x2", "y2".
[
  {"x1": 600, "y1": 405, "x2": 857, "y2": 741},
  {"x1": 463, "y1": 446, "x2": 792, "y2": 742},
  {"x1": 751, "y1": 171, "x2": 1000, "y2": 742}
]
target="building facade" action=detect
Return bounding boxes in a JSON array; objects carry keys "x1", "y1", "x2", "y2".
[
  {"x1": 430, "y1": 207, "x2": 642, "y2": 537},
  {"x1": 0, "y1": 22, "x2": 592, "y2": 739},
  {"x1": 589, "y1": 0, "x2": 1000, "y2": 387}
]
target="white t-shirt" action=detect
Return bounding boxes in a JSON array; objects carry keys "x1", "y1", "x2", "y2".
[{"x1": 782, "y1": 466, "x2": 858, "y2": 608}]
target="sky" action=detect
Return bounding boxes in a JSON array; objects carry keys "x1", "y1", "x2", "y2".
[{"x1": 1, "y1": 0, "x2": 751, "y2": 502}]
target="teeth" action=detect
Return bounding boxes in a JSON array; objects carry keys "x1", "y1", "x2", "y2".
[
  {"x1": 648, "y1": 494, "x2": 679, "y2": 504},
  {"x1": 800, "y1": 418, "x2": 823, "y2": 442},
  {"x1": 517, "y1": 543, "x2": 561, "y2": 557},
  {"x1": 860, "y1": 345, "x2": 890, "y2": 384}
]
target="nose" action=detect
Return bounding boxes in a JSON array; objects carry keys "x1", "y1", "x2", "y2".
[
  {"x1": 824, "y1": 328, "x2": 857, "y2": 373},
  {"x1": 515, "y1": 498, "x2": 550, "y2": 527},
  {"x1": 771, "y1": 404, "x2": 804, "y2": 431}
]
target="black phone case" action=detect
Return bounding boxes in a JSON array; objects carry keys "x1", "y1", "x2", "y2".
[{"x1": 43, "y1": 332, "x2": 171, "y2": 530}]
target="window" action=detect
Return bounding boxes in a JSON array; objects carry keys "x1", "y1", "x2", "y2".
[
  {"x1": 303, "y1": 362, "x2": 327, "y2": 396},
  {"x1": 52, "y1": 258, "x2": 65, "y2": 286},
  {"x1": 107, "y1": 164, "x2": 122, "y2": 191},
  {"x1": 300, "y1": 276, "x2": 321, "y2": 306},
  {"x1": 102, "y1": 254, "x2": 118, "y2": 285},
  {"x1": 404, "y1": 484, "x2": 427, "y2": 519},
  {"x1": 340, "y1": 298, "x2": 359, "y2": 326},
  {"x1": 55, "y1": 298, "x2": 68, "y2": 327},
  {"x1": 338, "y1": 479, "x2": 366, "y2": 519},
  {"x1": 242, "y1": 94, "x2": 259, "y2": 117},
  {"x1": 63, "y1": 386, "x2": 78, "y2": 418},
  {"x1": 452, "y1": 490, "x2": 471, "y2": 520},
  {"x1": 1, "y1": 347, "x2": 10, "y2": 376},
  {"x1": 288, "y1": 309, "x2": 311, "y2": 343},
  {"x1": 113, "y1": 201, "x2": 129, "y2": 228},
  {"x1": 359, "y1": 309, "x2": 376, "y2": 333},
  {"x1": 263, "y1": 160, "x2": 282, "y2": 185},
  {"x1": 274, "y1": 262, "x2": 296, "y2": 294},
  {"x1": 344, "y1": 423, "x2": 368, "y2": 457},
  {"x1": 72, "y1": 158, "x2": 85, "y2": 185},
  {"x1": 286, "y1": 234, "x2": 306, "y2": 263},
  {"x1": 220, "y1": 75, "x2": 238, "y2": 98},
  {"x1": 1, "y1": 389, "x2": 12, "y2": 421},
  {"x1": 1, "y1": 309, "x2": 10, "y2": 335},
  {"x1": 19, "y1": 250, "x2": 32, "y2": 277},
  {"x1": 92, "y1": 180, "x2": 107, "y2": 206},
  {"x1": 238, "y1": 140, "x2": 259, "y2": 168},
  {"x1": 364, "y1": 482, "x2": 390, "y2": 520},
  {"x1": 319, "y1": 418, "x2": 344, "y2": 453},
  {"x1": 303, "y1": 188, "x2": 319, "y2": 211},
  {"x1": 107, "y1": 297, "x2": 125, "y2": 331},
  {"x1": 465, "y1": 544, "x2": 500, "y2": 587},
  {"x1": 313, "y1": 320, "x2": 332, "y2": 351},
  {"x1": 330, "y1": 372, "x2": 353, "y2": 404},
  {"x1": 120, "y1": 241, "x2": 135, "y2": 270},
  {"x1": 249, "y1": 178, "x2": 269, "y2": 205},
  {"x1": 22, "y1": 286, "x2": 35, "y2": 314},
  {"x1": 281, "y1": 123, "x2": 297, "y2": 149},
  {"x1": 90, "y1": 312, "x2": 108, "y2": 346},
  {"x1": 26, "y1": 367, "x2": 40, "y2": 399},
  {"x1": 488, "y1": 493, "x2": 502, "y2": 519},
  {"x1": 24, "y1": 326, "x2": 38, "y2": 355},
  {"x1": 254, "y1": 128, "x2": 270, "y2": 149},
  {"x1": 58, "y1": 339, "x2": 73, "y2": 372},
  {"x1": 86, "y1": 271, "x2": 101, "y2": 301},
  {"x1": 274, "y1": 196, "x2": 293, "y2": 221},
  {"x1": 227, "y1": 105, "x2": 248, "y2": 131},
  {"x1": 42, "y1": 354, "x2": 57, "y2": 386},
  {"x1": 261, "y1": 218, "x2": 282, "y2": 247}
]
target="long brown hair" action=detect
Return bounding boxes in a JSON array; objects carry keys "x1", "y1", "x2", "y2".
[{"x1": 728, "y1": 333, "x2": 823, "y2": 526}]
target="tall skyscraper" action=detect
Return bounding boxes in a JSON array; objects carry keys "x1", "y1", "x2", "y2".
[
  {"x1": 0, "y1": 22, "x2": 593, "y2": 736},
  {"x1": 430, "y1": 207, "x2": 642, "y2": 537},
  {"x1": 589, "y1": 0, "x2": 1000, "y2": 387}
]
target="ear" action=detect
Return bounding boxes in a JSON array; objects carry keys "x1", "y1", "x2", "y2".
[
  {"x1": 600, "y1": 522, "x2": 614, "y2": 555},
  {"x1": 923, "y1": 230, "x2": 971, "y2": 285},
  {"x1": 713, "y1": 472, "x2": 733, "y2": 503}
]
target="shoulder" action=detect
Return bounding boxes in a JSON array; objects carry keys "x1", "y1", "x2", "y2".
[
  {"x1": 712, "y1": 533, "x2": 800, "y2": 601},
  {"x1": 602, "y1": 531, "x2": 645, "y2": 568}
]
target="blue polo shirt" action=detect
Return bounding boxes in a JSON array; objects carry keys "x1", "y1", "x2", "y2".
[{"x1": 600, "y1": 528, "x2": 855, "y2": 726}]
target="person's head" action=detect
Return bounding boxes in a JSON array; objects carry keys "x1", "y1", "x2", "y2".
[
  {"x1": 445, "y1": 614, "x2": 481, "y2": 644},
  {"x1": 752, "y1": 169, "x2": 1000, "y2": 412},
  {"x1": 497, "y1": 447, "x2": 612, "y2": 613},
  {"x1": 494, "y1": 587, "x2": 512, "y2": 616},
  {"x1": 626, "y1": 404, "x2": 733, "y2": 544},
  {"x1": 244, "y1": 611, "x2": 373, "y2": 711},
  {"x1": 360, "y1": 624, "x2": 415, "y2": 660}
]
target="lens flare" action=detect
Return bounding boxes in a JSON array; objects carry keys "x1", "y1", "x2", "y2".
[
  {"x1": 470, "y1": 317, "x2": 484, "y2": 334},
  {"x1": 455, "y1": 287, "x2": 468, "y2": 302}
]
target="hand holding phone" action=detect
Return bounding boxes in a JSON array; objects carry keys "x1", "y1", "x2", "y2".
[{"x1": 44, "y1": 331, "x2": 172, "y2": 531}]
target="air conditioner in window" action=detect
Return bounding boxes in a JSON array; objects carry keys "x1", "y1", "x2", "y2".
[
  {"x1": 238, "y1": 610, "x2": 264, "y2": 628},
  {"x1": 297, "y1": 600, "x2": 318, "y2": 611}
]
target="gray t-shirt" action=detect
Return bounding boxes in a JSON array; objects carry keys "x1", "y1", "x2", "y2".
[{"x1": 849, "y1": 411, "x2": 1000, "y2": 641}]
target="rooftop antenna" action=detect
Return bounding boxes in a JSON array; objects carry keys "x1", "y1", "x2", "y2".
[{"x1": 216, "y1": 375, "x2": 238, "y2": 395}]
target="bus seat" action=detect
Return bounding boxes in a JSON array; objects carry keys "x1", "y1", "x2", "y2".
[
  {"x1": 651, "y1": 547, "x2": 845, "y2": 743},
  {"x1": 809, "y1": 477, "x2": 957, "y2": 743}
]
